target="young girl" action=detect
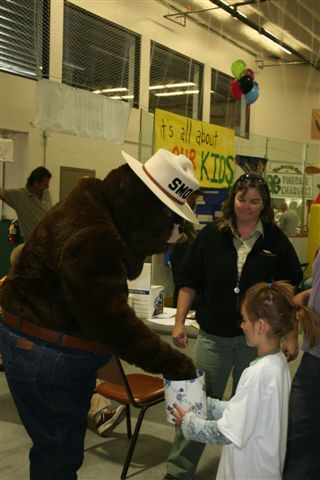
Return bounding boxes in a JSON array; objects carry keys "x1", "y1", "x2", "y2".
[{"x1": 172, "y1": 281, "x2": 319, "y2": 480}]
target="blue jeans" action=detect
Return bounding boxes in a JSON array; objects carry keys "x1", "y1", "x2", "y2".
[
  {"x1": 0, "y1": 320, "x2": 110, "y2": 480},
  {"x1": 166, "y1": 330, "x2": 256, "y2": 480},
  {"x1": 283, "y1": 352, "x2": 320, "y2": 480}
]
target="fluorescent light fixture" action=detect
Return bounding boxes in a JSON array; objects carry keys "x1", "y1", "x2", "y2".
[
  {"x1": 155, "y1": 91, "x2": 185, "y2": 97},
  {"x1": 236, "y1": 10, "x2": 247, "y2": 19},
  {"x1": 262, "y1": 31, "x2": 292, "y2": 54},
  {"x1": 155, "y1": 89, "x2": 199, "y2": 97},
  {"x1": 101, "y1": 87, "x2": 128, "y2": 93},
  {"x1": 149, "y1": 85, "x2": 165, "y2": 90},
  {"x1": 149, "y1": 82, "x2": 196, "y2": 90},
  {"x1": 109, "y1": 95, "x2": 134, "y2": 100},
  {"x1": 165, "y1": 82, "x2": 196, "y2": 88}
]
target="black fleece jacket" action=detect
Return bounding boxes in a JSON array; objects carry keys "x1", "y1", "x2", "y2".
[{"x1": 177, "y1": 221, "x2": 303, "y2": 337}]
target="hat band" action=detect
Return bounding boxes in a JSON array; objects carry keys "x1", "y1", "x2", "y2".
[{"x1": 142, "y1": 165, "x2": 185, "y2": 205}]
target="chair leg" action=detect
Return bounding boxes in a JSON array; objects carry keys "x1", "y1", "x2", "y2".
[
  {"x1": 120, "y1": 405, "x2": 149, "y2": 480},
  {"x1": 125, "y1": 404, "x2": 132, "y2": 439}
]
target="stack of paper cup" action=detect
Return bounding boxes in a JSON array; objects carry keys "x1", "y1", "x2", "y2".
[{"x1": 163, "y1": 369, "x2": 207, "y2": 423}]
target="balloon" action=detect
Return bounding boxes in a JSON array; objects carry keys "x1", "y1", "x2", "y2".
[
  {"x1": 230, "y1": 79, "x2": 243, "y2": 100},
  {"x1": 245, "y1": 81, "x2": 259, "y2": 104},
  {"x1": 231, "y1": 59, "x2": 247, "y2": 79},
  {"x1": 238, "y1": 74, "x2": 254, "y2": 94},
  {"x1": 246, "y1": 68, "x2": 255, "y2": 79}
]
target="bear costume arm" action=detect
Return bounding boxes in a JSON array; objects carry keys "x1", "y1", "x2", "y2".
[{"x1": 58, "y1": 225, "x2": 196, "y2": 381}]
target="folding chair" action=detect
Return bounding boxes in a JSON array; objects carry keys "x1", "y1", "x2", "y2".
[{"x1": 96, "y1": 356, "x2": 165, "y2": 480}]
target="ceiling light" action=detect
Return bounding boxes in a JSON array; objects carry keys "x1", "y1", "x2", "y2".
[
  {"x1": 155, "y1": 89, "x2": 199, "y2": 97},
  {"x1": 262, "y1": 33, "x2": 292, "y2": 54},
  {"x1": 149, "y1": 82, "x2": 196, "y2": 90},
  {"x1": 101, "y1": 87, "x2": 128, "y2": 93},
  {"x1": 149, "y1": 85, "x2": 165, "y2": 90},
  {"x1": 236, "y1": 10, "x2": 247, "y2": 19},
  {"x1": 155, "y1": 91, "x2": 185, "y2": 97},
  {"x1": 166, "y1": 82, "x2": 196, "y2": 88}
]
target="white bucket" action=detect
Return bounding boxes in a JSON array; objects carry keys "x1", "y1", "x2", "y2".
[{"x1": 163, "y1": 369, "x2": 207, "y2": 423}]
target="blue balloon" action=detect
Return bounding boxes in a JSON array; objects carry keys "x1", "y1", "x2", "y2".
[{"x1": 245, "y1": 81, "x2": 259, "y2": 105}]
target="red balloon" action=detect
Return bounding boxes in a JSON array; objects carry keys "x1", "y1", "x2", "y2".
[
  {"x1": 246, "y1": 68, "x2": 255, "y2": 79},
  {"x1": 230, "y1": 79, "x2": 243, "y2": 100}
]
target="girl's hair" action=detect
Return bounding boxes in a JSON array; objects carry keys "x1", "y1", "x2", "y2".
[
  {"x1": 242, "y1": 281, "x2": 320, "y2": 346},
  {"x1": 217, "y1": 173, "x2": 274, "y2": 230}
]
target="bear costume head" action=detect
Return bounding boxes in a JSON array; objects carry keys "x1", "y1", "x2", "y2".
[{"x1": 1, "y1": 149, "x2": 199, "y2": 380}]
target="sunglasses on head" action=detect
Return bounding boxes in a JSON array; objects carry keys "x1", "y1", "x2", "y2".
[{"x1": 235, "y1": 173, "x2": 268, "y2": 190}]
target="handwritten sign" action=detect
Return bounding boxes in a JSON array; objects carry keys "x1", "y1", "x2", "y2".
[{"x1": 154, "y1": 109, "x2": 235, "y2": 188}]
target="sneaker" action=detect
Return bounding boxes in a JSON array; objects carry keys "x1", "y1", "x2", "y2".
[{"x1": 95, "y1": 405, "x2": 126, "y2": 437}]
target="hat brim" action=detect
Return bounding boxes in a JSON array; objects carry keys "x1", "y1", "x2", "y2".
[
  {"x1": 122, "y1": 151, "x2": 200, "y2": 225},
  {"x1": 305, "y1": 163, "x2": 320, "y2": 174}
]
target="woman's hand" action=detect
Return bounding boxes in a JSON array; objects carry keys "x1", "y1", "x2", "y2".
[
  {"x1": 171, "y1": 403, "x2": 192, "y2": 426},
  {"x1": 172, "y1": 323, "x2": 189, "y2": 348},
  {"x1": 293, "y1": 289, "x2": 312, "y2": 307}
]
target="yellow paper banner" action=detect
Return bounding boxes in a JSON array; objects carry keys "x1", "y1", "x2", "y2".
[{"x1": 154, "y1": 108, "x2": 235, "y2": 189}]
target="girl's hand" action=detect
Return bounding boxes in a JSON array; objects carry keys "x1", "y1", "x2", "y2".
[{"x1": 171, "y1": 403, "x2": 193, "y2": 425}]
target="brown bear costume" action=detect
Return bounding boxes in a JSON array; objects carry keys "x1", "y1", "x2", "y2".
[
  {"x1": 0, "y1": 149, "x2": 200, "y2": 478},
  {"x1": 1, "y1": 162, "x2": 197, "y2": 379}
]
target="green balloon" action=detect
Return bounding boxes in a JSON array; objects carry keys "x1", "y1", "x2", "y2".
[{"x1": 231, "y1": 59, "x2": 247, "y2": 79}]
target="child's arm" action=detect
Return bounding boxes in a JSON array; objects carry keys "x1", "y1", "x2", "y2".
[
  {"x1": 207, "y1": 397, "x2": 228, "y2": 420},
  {"x1": 172, "y1": 404, "x2": 231, "y2": 445}
]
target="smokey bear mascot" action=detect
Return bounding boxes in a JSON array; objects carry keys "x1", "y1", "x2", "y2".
[{"x1": 0, "y1": 149, "x2": 200, "y2": 479}]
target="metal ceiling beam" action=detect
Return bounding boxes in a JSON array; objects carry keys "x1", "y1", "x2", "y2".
[{"x1": 209, "y1": 0, "x2": 319, "y2": 70}]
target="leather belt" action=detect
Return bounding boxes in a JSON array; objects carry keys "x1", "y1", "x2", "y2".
[{"x1": 1, "y1": 309, "x2": 109, "y2": 354}]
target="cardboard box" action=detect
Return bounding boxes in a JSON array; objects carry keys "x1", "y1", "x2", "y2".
[
  {"x1": 129, "y1": 285, "x2": 164, "y2": 319},
  {"x1": 127, "y1": 263, "x2": 164, "y2": 318}
]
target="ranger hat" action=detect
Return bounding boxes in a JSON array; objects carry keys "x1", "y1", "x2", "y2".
[{"x1": 122, "y1": 149, "x2": 200, "y2": 224}]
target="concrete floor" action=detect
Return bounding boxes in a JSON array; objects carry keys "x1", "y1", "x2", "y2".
[
  {"x1": 0, "y1": 371, "x2": 221, "y2": 480},
  {"x1": 0, "y1": 336, "x2": 303, "y2": 480}
]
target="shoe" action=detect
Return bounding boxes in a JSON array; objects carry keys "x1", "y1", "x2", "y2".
[
  {"x1": 163, "y1": 475, "x2": 180, "y2": 480},
  {"x1": 95, "y1": 405, "x2": 126, "y2": 437}
]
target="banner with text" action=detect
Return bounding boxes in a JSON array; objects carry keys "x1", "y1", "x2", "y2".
[
  {"x1": 266, "y1": 172, "x2": 313, "y2": 198},
  {"x1": 154, "y1": 109, "x2": 235, "y2": 189}
]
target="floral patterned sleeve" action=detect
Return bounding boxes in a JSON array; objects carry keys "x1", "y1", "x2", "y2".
[
  {"x1": 207, "y1": 397, "x2": 228, "y2": 420},
  {"x1": 181, "y1": 412, "x2": 231, "y2": 445}
]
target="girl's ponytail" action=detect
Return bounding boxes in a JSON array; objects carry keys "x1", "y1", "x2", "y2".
[{"x1": 295, "y1": 306, "x2": 320, "y2": 347}]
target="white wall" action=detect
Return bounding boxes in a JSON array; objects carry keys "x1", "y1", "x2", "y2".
[{"x1": 1, "y1": 0, "x2": 319, "y2": 206}]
